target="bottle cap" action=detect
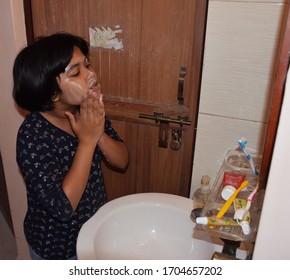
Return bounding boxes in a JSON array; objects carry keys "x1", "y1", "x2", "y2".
[
  {"x1": 201, "y1": 175, "x2": 210, "y2": 186},
  {"x1": 239, "y1": 221, "x2": 251, "y2": 235},
  {"x1": 201, "y1": 175, "x2": 211, "y2": 194},
  {"x1": 221, "y1": 185, "x2": 236, "y2": 200},
  {"x1": 196, "y1": 217, "x2": 208, "y2": 225}
]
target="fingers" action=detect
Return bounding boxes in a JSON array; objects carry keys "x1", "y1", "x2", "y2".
[
  {"x1": 79, "y1": 91, "x2": 97, "y2": 116},
  {"x1": 98, "y1": 94, "x2": 105, "y2": 117},
  {"x1": 64, "y1": 111, "x2": 76, "y2": 129},
  {"x1": 92, "y1": 92, "x2": 99, "y2": 113},
  {"x1": 78, "y1": 89, "x2": 105, "y2": 119},
  {"x1": 79, "y1": 93, "x2": 88, "y2": 117},
  {"x1": 67, "y1": 90, "x2": 105, "y2": 142}
]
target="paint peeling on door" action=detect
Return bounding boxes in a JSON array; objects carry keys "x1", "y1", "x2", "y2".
[{"x1": 89, "y1": 25, "x2": 123, "y2": 50}]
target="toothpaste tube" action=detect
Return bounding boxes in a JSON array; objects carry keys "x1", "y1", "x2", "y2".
[
  {"x1": 196, "y1": 216, "x2": 239, "y2": 227},
  {"x1": 234, "y1": 198, "x2": 251, "y2": 235}
]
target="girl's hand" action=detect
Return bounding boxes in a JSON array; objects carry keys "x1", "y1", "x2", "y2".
[{"x1": 65, "y1": 90, "x2": 105, "y2": 146}]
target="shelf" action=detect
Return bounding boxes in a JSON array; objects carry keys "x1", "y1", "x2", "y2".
[{"x1": 198, "y1": 149, "x2": 265, "y2": 242}]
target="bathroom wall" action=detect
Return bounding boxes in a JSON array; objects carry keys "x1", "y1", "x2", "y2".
[
  {"x1": 0, "y1": 0, "x2": 29, "y2": 259},
  {"x1": 190, "y1": 0, "x2": 288, "y2": 196}
]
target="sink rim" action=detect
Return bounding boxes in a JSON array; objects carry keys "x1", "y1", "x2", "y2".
[
  {"x1": 76, "y1": 192, "x2": 249, "y2": 260},
  {"x1": 77, "y1": 192, "x2": 194, "y2": 259}
]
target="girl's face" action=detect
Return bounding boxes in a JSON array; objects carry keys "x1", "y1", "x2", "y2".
[{"x1": 57, "y1": 47, "x2": 100, "y2": 105}]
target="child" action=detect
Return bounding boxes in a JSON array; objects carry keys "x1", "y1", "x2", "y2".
[{"x1": 12, "y1": 32, "x2": 129, "y2": 259}]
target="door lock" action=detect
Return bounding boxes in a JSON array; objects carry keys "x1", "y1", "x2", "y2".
[{"x1": 170, "y1": 129, "x2": 182, "y2": 151}]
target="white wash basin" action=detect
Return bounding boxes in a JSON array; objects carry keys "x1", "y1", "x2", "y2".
[{"x1": 77, "y1": 193, "x2": 223, "y2": 260}]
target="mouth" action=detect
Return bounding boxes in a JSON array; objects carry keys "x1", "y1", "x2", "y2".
[{"x1": 89, "y1": 81, "x2": 100, "y2": 92}]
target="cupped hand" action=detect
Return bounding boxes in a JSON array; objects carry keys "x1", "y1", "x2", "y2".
[{"x1": 65, "y1": 90, "x2": 105, "y2": 146}]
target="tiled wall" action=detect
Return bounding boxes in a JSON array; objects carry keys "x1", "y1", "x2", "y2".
[{"x1": 190, "y1": 0, "x2": 288, "y2": 196}]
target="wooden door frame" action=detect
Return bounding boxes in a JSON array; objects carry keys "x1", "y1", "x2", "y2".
[
  {"x1": 259, "y1": 5, "x2": 290, "y2": 189},
  {"x1": 23, "y1": 0, "x2": 34, "y2": 45},
  {"x1": 180, "y1": 0, "x2": 209, "y2": 196}
]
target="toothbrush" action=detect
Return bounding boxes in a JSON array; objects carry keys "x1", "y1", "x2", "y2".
[
  {"x1": 238, "y1": 138, "x2": 259, "y2": 176},
  {"x1": 216, "y1": 180, "x2": 248, "y2": 219},
  {"x1": 234, "y1": 182, "x2": 259, "y2": 220}
]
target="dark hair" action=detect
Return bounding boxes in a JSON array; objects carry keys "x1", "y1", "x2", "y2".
[{"x1": 13, "y1": 32, "x2": 89, "y2": 112}]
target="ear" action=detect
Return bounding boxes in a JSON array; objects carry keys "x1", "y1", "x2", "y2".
[
  {"x1": 52, "y1": 76, "x2": 62, "y2": 102},
  {"x1": 51, "y1": 92, "x2": 60, "y2": 102}
]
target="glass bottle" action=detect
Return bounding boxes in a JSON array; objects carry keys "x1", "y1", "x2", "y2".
[{"x1": 192, "y1": 175, "x2": 211, "y2": 210}]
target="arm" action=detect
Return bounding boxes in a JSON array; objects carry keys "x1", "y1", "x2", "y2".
[
  {"x1": 98, "y1": 133, "x2": 129, "y2": 170},
  {"x1": 62, "y1": 92, "x2": 128, "y2": 211},
  {"x1": 61, "y1": 141, "x2": 97, "y2": 211},
  {"x1": 62, "y1": 92, "x2": 105, "y2": 211}
]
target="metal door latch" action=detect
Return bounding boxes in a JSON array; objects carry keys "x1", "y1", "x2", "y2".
[
  {"x1": 159, "y1": 121, "x2": 169, "y2": 148},
  {"x1": 139, "y1": 112, "x2": 191, "y2": 148},
  {"x1": 139, "y1": 112, "x2": 191, "y2": 126},
  {"x1": 178, "y1": 66, "x2": 187, "y2": 105}
]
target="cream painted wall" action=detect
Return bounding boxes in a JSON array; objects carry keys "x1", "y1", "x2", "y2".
[
  {"x1": 0, "y1": 0, "x2": 29, "y2": 259},
  {"x1": 190, "y1": 0, "x2": 288, "y2": 196}
]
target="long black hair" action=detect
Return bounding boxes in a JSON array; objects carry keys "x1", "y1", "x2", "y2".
[{"x1": 13, "y1": 32, "x2": 89, "y2": 112}]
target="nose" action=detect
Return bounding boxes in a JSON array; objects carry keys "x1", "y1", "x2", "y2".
[{"x1": 85, "y1": 68, "x2": 95, "y2": 81}]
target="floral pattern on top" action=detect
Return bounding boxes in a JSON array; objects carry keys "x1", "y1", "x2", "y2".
[{"x1": 16, "y1": 111, "x2": 122, "y2": 259}]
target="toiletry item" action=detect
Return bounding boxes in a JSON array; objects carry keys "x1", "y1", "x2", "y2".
[
  {"x1": 234, "y1": 198, "x2": 251, "y2": 235},
  {"x1": 216, "y1": 180, "x2": 248, "y2": 219},
  {"x1": 238, "y1": 138, "x2": 259, "y2": 176},
  {"x1": 234, "y1": 182, "x2": 259, "y2": 220},
  {"x1": 191, "y1": 208, "x2": 202, "y2": 222},
  {"x1": 196, "y1": 216, "x2": 239, "y2": 227},
  {"x1": 221, "y1": 171, "x2": 246, "y2": 201},
  {"x1": 192, "y1": 175, "x2": 211, "y2": 210}
]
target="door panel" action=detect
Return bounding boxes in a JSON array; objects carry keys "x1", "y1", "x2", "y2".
[
  {"x1": 26, "y1": 0, "x2": 208, "y2": 200},
  {"x1": 140, "y1": 1, "x2": 196, "y2": 104}
]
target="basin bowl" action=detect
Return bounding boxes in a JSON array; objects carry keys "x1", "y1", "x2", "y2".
[{"x1": 77, "y1": 193, "x2": 223, "y2": 259}]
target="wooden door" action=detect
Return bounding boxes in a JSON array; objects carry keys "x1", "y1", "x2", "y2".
[{"x1": 25, "y1": 0, "x2": 208, "y2": 200}]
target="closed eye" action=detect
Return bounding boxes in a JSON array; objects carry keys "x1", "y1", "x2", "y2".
[{"x1": 70, "y1": 71, "x2": 80, "y2": 77}]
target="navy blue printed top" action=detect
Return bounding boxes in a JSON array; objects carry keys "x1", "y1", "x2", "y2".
[{"x1": 16, "y1": 112, "x2": 122, "y2": 259}]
